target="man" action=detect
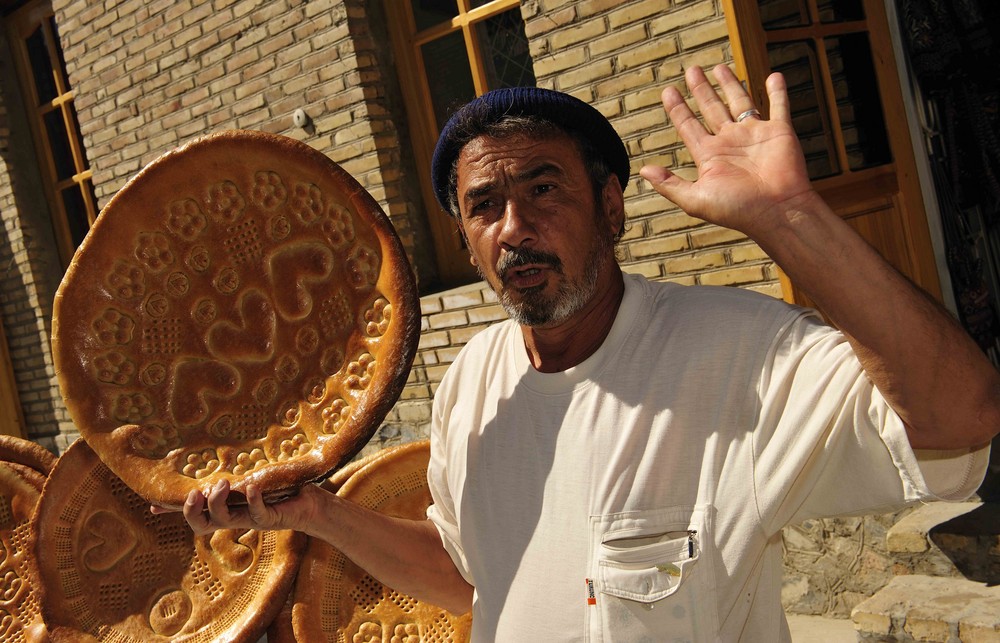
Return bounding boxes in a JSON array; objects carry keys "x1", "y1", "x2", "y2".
[{"x1": 175, "y1": 65, "x2": 999, "y2": 641}]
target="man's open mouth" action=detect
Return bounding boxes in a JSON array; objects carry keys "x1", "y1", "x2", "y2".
[{"x1": 503, "y1": 264, "x2": 548, "y2": 289}]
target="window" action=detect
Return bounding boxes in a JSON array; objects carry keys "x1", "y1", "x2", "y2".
[
  {"x1": 732, "y1": 0, "x2": 892, "y2": 180},
  {"x1": 386, "y1": 0, "x2": 536, "y2": 287},
  {"x1": 724, "y1": 0, "x2": 942, "y2": 306},
  {"x1": 8, "y1": 0, "x2": 98, "y2": 269}
]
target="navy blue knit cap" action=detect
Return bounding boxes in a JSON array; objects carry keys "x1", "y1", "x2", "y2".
[{"x1": 430, "y1": 86, "x2": 630, "y2": 214}]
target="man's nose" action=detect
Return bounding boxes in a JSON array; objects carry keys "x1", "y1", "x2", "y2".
[{"x1": 497, "y1": 199, "x2": 537, "y2": 250}]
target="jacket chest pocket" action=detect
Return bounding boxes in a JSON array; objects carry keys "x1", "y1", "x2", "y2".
[{"x1": 589, "y1": 508, "x2": 719, "y2": 643}]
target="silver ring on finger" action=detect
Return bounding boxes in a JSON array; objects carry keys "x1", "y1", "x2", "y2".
[{"x1": 736, "y1": 108, "x2": 761, "y2": 123}]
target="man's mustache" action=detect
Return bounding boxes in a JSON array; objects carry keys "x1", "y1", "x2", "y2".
[{"x1": 497, "y1": 247, "x2": 562, "y2": 283}]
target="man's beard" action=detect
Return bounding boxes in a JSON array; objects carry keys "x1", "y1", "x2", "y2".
[{"x1": 481, "y1": 230, "x2": 612, "y2": 327}]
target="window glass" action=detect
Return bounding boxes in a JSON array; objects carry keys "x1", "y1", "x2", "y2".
[
  {"x1": 475, "y1": 7, "x2": 536, "y2": 88},
  {"x1": 422, "y1": 30, "x2": 476, "y2": 130},
  {"x1": 43, "y1": 108, "x2": 74, "y2": 181},
  {"x1": 411, "y1": 0, "x2": 458, "y2": 32},
  {"x1": 25, "y1": 26, "x2": 57, "y2": 104},
  {"x1": 48, "y1": 16, "x2": 69, "y2": 86},
  {"x1": 825, "y1": 33, "x2": 891, "y2": 170},
  {"x1": 62, "y1": 183, "x2": 90, "y2": 248},
  {"x1": 817, "y1": 0, "x2": 865, "y2": 23},
  {"x1": 759, "y1": 0, "x2": 809, "y2": 30},
  {"x1": 767, "y1": 40, "x2": 840, "y2": 179}
]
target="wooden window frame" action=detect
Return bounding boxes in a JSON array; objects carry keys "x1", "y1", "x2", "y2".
[
  {"x1": 0, "y1": 313, "x2": 25, "y2": 438},
  {"x1": 8, "y1": 0, "x2": 98, "y2": 269},
  {"x1": 386, "y1": 0, "x2": 526, "y2": 287},
  {"x1": 723, "y1": 0, "x2": 942, "y2": 303}
]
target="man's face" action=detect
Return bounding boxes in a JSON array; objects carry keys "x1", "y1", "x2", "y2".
[{"x1": 455, "y1": 133, "x2": 622, "y2": 327}]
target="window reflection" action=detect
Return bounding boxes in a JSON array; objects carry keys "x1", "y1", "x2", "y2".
[
  {"x1": 826, "y1": 33, "x2": 890, "y2": 170},
  {"x1": 476, "y1": 9, "x2": 536, "y2": 88},
  {"x1": 62, "y1": 182, "x2": 91, "y2": 248},
  {"x1": 26, "y1": 26, "x2": 57, "y2": 104},
  {"x1": 767, "y1": 41, "x2": 840, "y2": 178},
  {"x1": 817, "y1": 0, "x2": 865, "y2": 23},
  {"x1": 760, "y1": 0, "x2": 808, "y2": 30},
  {"x1": 43, "y1": 109, "x2": 74, "y2": 181},
  {"x1": 760, "y1": 0, "x2": 865, "y2": 28},
  {"x1": 422, "y1": 31, "x2": 476, "y2": 131},
  {"x1": 411, "y1": 0, "x2": 458, "y2": 31}
]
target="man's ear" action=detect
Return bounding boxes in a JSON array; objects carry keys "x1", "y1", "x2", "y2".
[{"x1": 602, "y1": 175, "x2": 626, "y2": 237}]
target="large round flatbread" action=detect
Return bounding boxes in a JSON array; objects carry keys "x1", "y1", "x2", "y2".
[
  {"x1": 288, "y1": 440, "x2": 471, "y2": 642},
  {"x1": 52, "y1": 130, "x2": 420, "y2": 508},
  {"x1": 0, "y1": 461, "x2": 47, "y2": 642},
  {"x1": 0, "y1": 435, "x2": 57, "y2": 476},
  {"x1": 27, "y1": 439, "x2": 306, "y2": 642}
]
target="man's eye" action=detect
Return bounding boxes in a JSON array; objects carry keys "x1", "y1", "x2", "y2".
[
  {"x1": 534, "y1": 183, "x2": 554, "y2": 195},
  {"x1": 472, "y1": 199, "x2": 495, "y2": 212}
]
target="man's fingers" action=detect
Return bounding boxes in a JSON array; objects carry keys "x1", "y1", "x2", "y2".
[
  {"x1": 639, "y1": 165, "x2": 680, "y2": 194},
  {"x1": 639, "y1": 165, "x2": 695, "y2": 215},
  {"x1": 205, "y1": 479, "x2": 233, "y2": 521},
  {"x1": 685, "y1": 65, "x2": 731, "y2": 132},
  {"x1": 660, "y1": 86, "x2": 707, "y2": 152},
  {"x1": 713, "y1": 64, "x2": 758, "y2": 121},
  {"x1": 182, "y1": 489, "x2": 213, "y2": 534},
  {"x1": 245, "y1": 484, "x2": 271, "y2": 525},
  {"x1": 765, "y1": 72, "x2": 790, "y2": 123}
]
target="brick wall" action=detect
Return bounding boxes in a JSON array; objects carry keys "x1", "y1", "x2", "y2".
[{"x1": 55, "y1": 0, "x2": 433, "y2": 282}]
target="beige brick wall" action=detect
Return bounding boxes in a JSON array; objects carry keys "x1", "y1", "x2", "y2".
[
  {"x1": 56, "y1": 0, "x2": 436, "y2": 285},
  {"x1": 377, "y1": 281, "x2": 502, "y2": 443}
]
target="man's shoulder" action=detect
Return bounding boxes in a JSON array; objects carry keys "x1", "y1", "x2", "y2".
[
  {"x1": 630, "y1": 273, "x2": 805, "y2": 320},
  {"x1": 444, "y1": 317, "x2": 517, "y2": 371},
  {"x1": 463, "y1": 316, "x2": 518, "y2": 350}
]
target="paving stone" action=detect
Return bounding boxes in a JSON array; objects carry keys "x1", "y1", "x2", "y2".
[
  {"x1": 852, "y1": 575, "x2": 1000, "y2": 642},
  {"x1": 887, "y1": 502, "x2": 982, "y2": 553}
]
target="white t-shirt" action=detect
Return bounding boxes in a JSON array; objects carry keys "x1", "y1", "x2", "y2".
[{"x1": 427, "y1": 273, "x2": 987, "y2": 642}]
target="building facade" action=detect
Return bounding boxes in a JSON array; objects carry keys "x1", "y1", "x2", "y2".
[{"x1": 0, "y1": 0, "x2": 996, "y2": 621}]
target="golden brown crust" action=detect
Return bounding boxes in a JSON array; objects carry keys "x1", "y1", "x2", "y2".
[
  {"x1": 321, "y1": 442, "x2": 415, "y2": 494},
  {"x1": 0, "y1": 435, "x2": 57, "y2": 476},
  {"x1": 0, "y1": 461, "x2": 47, "y2": 641},
  {"x1": 52, "y1": 130, "x2": 420, "y2": 508},
  {"x1": 291, "y1": 440, "x2": 472, "y2": 642},
  {"x1": 264, "y1": 590, "x2": 296, "y2": 643},
  {"x1": 27, "y1": 438, "x2": 306, "y2": 642}
]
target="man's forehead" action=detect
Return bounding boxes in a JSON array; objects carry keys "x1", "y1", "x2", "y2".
[{"x1": 457, "y1": 132, "x2": 582, "y2": 178}]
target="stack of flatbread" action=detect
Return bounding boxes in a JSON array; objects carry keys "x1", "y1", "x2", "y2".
[
  {"x1": 6, "y1": 131, "x2": 470, "y2": 640},
  {"x1": 0, "y1": 435, "x2": 54, "y2": 642},
  {"x1": 268, "y1": 441, "x2": 472, "y2": 642},
  {"x1": 29, "y1": 438, "x2": 306, "y2": 642}
]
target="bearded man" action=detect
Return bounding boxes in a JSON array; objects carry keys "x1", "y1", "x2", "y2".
[{"x1": 173, "y1": 65, "x2": 998, "y2": 642}]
